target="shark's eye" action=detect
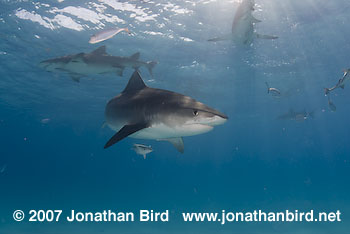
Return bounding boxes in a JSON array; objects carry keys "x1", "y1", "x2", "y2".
[{"x1": 193, "y1": 110, "x2": 198, "y2": 116}]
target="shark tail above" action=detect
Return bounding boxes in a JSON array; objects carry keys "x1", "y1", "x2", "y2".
[
  {"x1": 146, "y1": 61, "x2": 158, "y2": 76},
  {"x1": 256, "y1": 33, "x2": 278, "y2": 40}
]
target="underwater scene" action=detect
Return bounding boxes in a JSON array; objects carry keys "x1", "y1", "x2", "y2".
[{"x1": 0, "y1": 0, "x2": 350, "y2": 233}]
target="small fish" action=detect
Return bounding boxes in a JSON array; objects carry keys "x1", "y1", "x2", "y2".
[
  {"x1": 327, "y1": 96, "x2": 336, "y2": 112},
  {"x1": 89, "y1": 27, "x2": 130, "y2": 44},
  {"x1": 132, "y1": 144, "x2": 153, "y2": 159},
  {"x1": 265, "y1": 82, "x2": 281, "y2": 96},
  {"x1": 325, "y1": 68, "x2": 350, "y2": 95},
  {"x1": 278, "y1": 109, "x2": 314, "y2": 122},
  {"x1": 41, "y1": 118, "x2": 50, "y2": 124},
  {"x1": 0, "y1": 164, "x2": 7, "y2": 174}
]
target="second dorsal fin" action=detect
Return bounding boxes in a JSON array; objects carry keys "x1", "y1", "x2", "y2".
[
  {"x1": 91, "y1": 46, "x2": 107, "y2": 55},
  {"x1": 129, "y1": 52, "x2": 140, "y2": 60},
  {"x1": 122, "y1": 71, "x2": 147, "y2": 93}
]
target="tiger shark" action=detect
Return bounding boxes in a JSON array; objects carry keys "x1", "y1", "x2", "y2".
[
  {"x1": 39, "y1": 46, "x2": 157, "y2": 82},
  {"x1": 208, "y1": 0, "x2": 278, "y2": 44},
  {"x1": 104, "y1": 71, "x2": 228, "y2": 153}
]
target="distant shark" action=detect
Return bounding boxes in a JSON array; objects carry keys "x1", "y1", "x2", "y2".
[
  {"x1": 208, "y1": 0, "x2": 278, "y2": 45},
  {"x1": 277, "y1": 109, "x2": 314, "y2": 122},
  {"x1": 104, "y1": 71, "x2": 228, "y2": 153},
  {"x1": 39, "y1": 46, "x2": 157, "y2": 82}
]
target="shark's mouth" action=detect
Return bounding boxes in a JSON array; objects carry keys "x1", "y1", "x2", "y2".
[{"x1": 186, "y1": 116, "x2": 227, "y2": 127}]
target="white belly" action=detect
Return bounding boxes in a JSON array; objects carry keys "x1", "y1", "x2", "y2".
[
  {"x1": 65, "y1": 62, "x2": 118, "y2": 75},
  {"x1": 134, "y1": 148, "x2": 152, "y2": 155},
  {"x1": 130, "y1": 123, "x2": 213, "y2": 140},
  {"x1": 232, "y1": 20, "x2": 254, "y2": 44}
]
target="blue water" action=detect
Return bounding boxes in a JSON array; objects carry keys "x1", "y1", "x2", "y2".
[{"x1": 1, "y1": 0, "x2": 350, "y2": 233}]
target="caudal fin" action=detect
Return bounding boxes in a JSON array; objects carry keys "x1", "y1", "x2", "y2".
[
  {"x1": 146, "y1": 61, "x2": 157, "y2": 76},
  {"x1": 123, "y1": 27, "x2": 131, "y2": 34}
]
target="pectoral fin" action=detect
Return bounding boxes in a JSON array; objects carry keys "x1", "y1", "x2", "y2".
[
  {"x1": 256, "y1": 33, "x2": 278, "y2": 40},
  {"x1": 159, "y1": 137, "x2": 184, "y2": 153},
  {"x1": 340, "y1": 84, "x2": 345, "y2": 89},
  {"x1": 104, "y1": 123, "x2": 149, "y2": 149}
]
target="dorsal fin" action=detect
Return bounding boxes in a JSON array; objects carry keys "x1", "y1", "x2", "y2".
[
  {"x1": 91, "y1": 46, "x2": 107, "y2": 55},
  {"x1": 130, "y1": 52, "x2": 140, "y2": 60},
  {"x1": 122, "y1": 71, "x2": 147, "y2": 93}
]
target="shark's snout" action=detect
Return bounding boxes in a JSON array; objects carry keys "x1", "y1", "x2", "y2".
[
  {"x1": 38, "y1": 61, "x2": 57, "y2": 72},
  {"x1": 203, "y1": 114, "x2": 228, "y2": 126},
  {"x1": 38, "y1": 61, "x2": 49, "y2": 69},
  {"x1": 213, "y1": 115, "x2": 228, "y2": 126},
  {"x1": 218, "y1": 112, "x2": 228, "y2": 120},
  {"x1": 192, "y1": 109, "x2": 228, "y2": 127}
]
